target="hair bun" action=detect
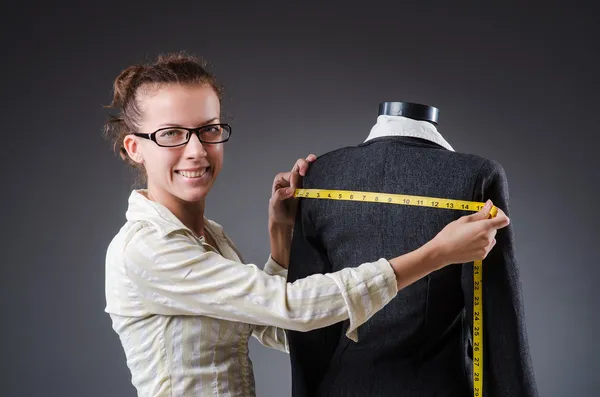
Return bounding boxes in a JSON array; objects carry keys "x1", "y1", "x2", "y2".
[{"x1": 110, "y1": 65, "x2": 143, "y2": 108}]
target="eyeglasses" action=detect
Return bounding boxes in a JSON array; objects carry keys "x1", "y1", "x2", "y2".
[{"x1": 132, "y1": 123, "x2": 232, "y2": 147}]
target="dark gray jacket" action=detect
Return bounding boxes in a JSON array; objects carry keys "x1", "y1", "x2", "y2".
[{"x1": 286, "y1": 136, "x2": 538, "y2": 397}]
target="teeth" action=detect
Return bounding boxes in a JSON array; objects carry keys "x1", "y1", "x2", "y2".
[{"x1": 179, "y1": 169, "x2": 207, "y2": 178}]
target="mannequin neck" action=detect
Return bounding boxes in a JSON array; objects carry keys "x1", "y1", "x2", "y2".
[{"x1": 378, "y1": 101, "x2": 439, "y2": 126}]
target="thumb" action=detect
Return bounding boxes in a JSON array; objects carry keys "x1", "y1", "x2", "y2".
[{"x1": 467, "y1": 200, "x2": 494, "y2": 221}]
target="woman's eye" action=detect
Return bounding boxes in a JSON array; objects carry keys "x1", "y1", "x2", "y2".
[{"x1": 161, "y1": 129, "x2": 182, "y2": 137}]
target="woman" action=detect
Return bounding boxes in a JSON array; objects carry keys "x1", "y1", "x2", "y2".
[{"x1": 102, "y1": 52, "x2": 509, "y2": 397}]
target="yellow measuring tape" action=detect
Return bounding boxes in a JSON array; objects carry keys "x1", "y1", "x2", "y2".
[{"x1": 294, "y1": 188, "x2": 498, "y2": 397}]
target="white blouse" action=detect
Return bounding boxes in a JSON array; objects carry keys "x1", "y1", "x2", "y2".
[{"x1": 104, "y1": 190, "x2": 398, "y2": 396}]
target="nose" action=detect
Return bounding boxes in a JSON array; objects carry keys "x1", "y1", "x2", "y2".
[{"x1": 183, "y1": 133, "x2": 208, "y2": 159}]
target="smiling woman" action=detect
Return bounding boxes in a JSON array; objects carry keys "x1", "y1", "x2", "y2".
[
  {"x1": 100, "y1": 51, "x2": 509, "y2": 397},
  {"x1": 124, "y1": 84, "x2": 224, "y2": 205}
]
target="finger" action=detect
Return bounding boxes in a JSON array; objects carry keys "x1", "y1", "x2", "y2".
[
  {"x1": 293, "y1": 159, "x2": 309, "y2": 176},
  {"x1": 292, "y1": 154, "x2": 317, "y2": 176},
  {"x1": 291, "y1": 158, "x2": 301, "y2": 172},
  {"x1": 466, "y1": 200, "x2": 494, "y2": 222},
  {"x1": 272, "y1": 172, "x2": 291, "y2": 193},
  {"x1": 272, "y1": 185, "x2": 295, "y2": 201},
  {"x1": 272, "y1": 172, "x2": 284, "y2": 192},
  {"x1": 495, "y1": 208, "x2": 507, "y2": 219},
  {"x1": 483, "y1": 229, "x2": 497, "y2": 245},
  {"x1": 292, "y1": 159, "x2": 310, "y2": 176},
  {"x1": 482, "y1": 238, "x2": 496, "y2": 258},
  {"x1": 289, "y1": 170, "x2": 301, "y2": 190},
  {"x1": 487, "y1": 212, "x2": 510, "y2": 229}
]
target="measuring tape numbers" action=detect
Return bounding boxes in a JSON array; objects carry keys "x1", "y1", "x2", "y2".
[{"x1": 294, "y1": 188, "x2": 499, "y2": 397}]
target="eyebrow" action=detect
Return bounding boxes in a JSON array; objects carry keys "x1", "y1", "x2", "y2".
[{"x1": 158, "y1": 118, "x2": 220, "y2": 129}]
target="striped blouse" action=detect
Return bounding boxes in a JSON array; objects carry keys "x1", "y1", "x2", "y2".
[{"x1": 104, "y1": 189, "x2": 398, "y2": 396}]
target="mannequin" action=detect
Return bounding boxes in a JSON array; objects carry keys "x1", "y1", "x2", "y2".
[
  {"x1": 286, "y1": 101, "x2": 538, "y2": 397},
  {"x1": 378, "y1": 101, "x2": 439, "y2": 125}
]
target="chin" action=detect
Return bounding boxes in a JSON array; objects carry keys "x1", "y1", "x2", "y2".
[{"x1": 177, "y1": 188, "x2": 210, "y2": 204}]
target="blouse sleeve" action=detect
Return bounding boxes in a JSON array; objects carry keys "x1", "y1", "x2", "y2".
[
  {"x1": 250, "y1": 256, "x2": 291, "y2": 353},
  {"x1": 121, "y1": 225, "x2": 398, "y2": 342}
]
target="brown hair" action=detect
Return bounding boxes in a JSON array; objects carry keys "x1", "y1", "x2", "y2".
[{"x1": 102, "y1": 51, "x2": 224, "y2": 181}]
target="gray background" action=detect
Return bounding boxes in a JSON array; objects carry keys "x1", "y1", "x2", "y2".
[{"x1": 2, "y1": 1, "x2": 598, "y2": 396}]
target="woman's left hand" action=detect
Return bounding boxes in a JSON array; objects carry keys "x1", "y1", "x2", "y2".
[{"x1": 269, "y1": 154, "x2": 317, "y2": 227}]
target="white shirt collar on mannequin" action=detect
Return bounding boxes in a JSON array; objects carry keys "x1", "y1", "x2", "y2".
[{"x1": 364, "y1": 115, "x2": 455, "y2": 152}]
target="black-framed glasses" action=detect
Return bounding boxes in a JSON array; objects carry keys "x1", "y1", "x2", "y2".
[{"x1": 132, "y1": 123, "x2": 232, "y2": 147}]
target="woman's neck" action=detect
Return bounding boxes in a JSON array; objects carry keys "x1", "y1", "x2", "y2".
[{"x1": 146, "y1": 187, "x2": 206, "y2": 238}]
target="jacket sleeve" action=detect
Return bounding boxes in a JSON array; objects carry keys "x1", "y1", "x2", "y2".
[
  {"x1": 462, "y1": 159, "x2": 539, "y2": 397},
  {"x1": 286, "y1": 198, "x2": 344, "y2": 397}
]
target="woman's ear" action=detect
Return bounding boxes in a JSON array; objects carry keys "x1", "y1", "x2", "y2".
[{"x1": 123, "y1": 135, "x2": 144, "y2": 164}]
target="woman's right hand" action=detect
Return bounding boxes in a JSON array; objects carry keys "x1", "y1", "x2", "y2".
[
  {"x1": 388, "y1": 200, "x2": 510, "y2": 291},
  {"x1": 428, "y1": 199, "x2": 510, "y2": 269}
]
